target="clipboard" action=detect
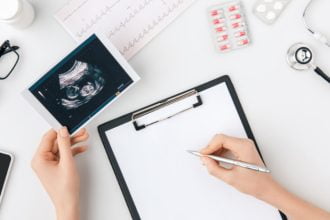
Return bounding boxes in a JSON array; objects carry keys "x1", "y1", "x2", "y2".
[{"x1": 98, "y1": 75, "x2": 287, "y2": 220}]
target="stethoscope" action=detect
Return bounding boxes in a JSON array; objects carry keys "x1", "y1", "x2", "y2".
[
  {"x1": 286, "y1": 0, "x2": 330, "y2": 84},
  {"x1": 287, "y1": 43, "x2": 330, "y2": 83}
]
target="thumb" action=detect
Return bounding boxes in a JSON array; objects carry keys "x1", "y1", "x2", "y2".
[
  {"x1": 57, "y1": 127, "x2": 74, "y2": 164},
  {"x1": 202, "y1": 157, "x2": 232, "y2": 183}
]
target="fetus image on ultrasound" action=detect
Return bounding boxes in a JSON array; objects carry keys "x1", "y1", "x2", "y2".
[
  {"x1": 59, "y1": 60, "x2": 105, "y2": 110},
  {"x1": 29, "y1": 35, "x2": 134, "y2": 134}
]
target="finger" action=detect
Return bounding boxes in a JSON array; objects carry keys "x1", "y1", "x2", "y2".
[
  {"x1": 202, "y1": 157, "x2": 232, "y2": 183},
  {"x1": 73, "y1": 128, "x2": 86, "y2": 137},
  {"x1": 37, "y1": 129, "x2": 57, "y2": 154},
  {"x1": 57, "y1": 127, "x2": 74, "y2": 164},
  {"x1": 201, "y1": 134, "x2": 248, "y2": 155},
  {"x1": 52, "y1": 140, "x2": 59, "y2": 154},
  {"x1": 71, "y1": 130, "x2": 89, "y2": 145},
  {"x1": 43, "y1": 152, "x2": 58, "y2": 161},
  {"x1": 201, "y1": 134, "x2": 226, "y2": 155},
  {"x1": 52, "y1": 129, "x2": 89, "y2": 154},
  {"x1": 72, "y1": 146, "x2": 87, "y2": 156}
]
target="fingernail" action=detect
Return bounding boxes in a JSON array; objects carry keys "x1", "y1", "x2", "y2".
[{"x1": 59, "y1": 127, "x2": 69, "y2": 137}]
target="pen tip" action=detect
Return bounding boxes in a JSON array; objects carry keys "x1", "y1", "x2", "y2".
[{"x1": 187, "y1": 150, "x2": 202, "y2": 157}]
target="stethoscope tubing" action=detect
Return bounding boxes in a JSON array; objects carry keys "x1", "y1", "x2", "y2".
[{"x1": 314, "y1": 67, "x2": 330, "y2": 83}]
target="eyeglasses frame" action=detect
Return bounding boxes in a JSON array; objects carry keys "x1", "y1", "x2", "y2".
[{"x1": 0, "y1": 40, "x2": 20, "y2": 80}]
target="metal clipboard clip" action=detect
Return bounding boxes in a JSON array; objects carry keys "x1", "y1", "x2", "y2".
[{"x1": 132, "y1": 89, "x2": 203, "y2": 131}]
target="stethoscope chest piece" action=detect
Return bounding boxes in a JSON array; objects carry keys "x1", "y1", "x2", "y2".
[
  {"x1": 287, "y1": 43, "x2": 314, "y2": 71},
  {"x1": 287, "y1": 43, "x2": 330, "y2": 83}
]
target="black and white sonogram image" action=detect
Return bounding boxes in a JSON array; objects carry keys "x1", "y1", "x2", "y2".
[
  {"x1": 59, "y1": 60, "x2": 105, "y2": 110},
  {"x1": 29, "y1": 35, "x2": 134, "y2": 133}
]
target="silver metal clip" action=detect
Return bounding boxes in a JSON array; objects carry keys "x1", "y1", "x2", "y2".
[{"x1": 132, "y1": 89, "x2": 203, "y2": 131}]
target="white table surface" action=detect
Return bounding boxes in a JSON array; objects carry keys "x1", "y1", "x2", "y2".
[{"x1": 0, "y1": 0, "x2": 329, "y2": 219}]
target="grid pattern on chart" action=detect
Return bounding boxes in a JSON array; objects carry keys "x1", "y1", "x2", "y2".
[{"x1": 55, "y1": 0, "x2": 196, "y2": 59}]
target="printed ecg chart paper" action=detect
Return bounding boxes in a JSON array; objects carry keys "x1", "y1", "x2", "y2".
[{"x1": 55, "y1": 0, "x2": 196, "y2": 60}]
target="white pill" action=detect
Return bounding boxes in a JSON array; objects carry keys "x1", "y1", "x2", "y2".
[
  {"x1": 274, "y1": 1, "x2": 283, "y2": 10},
  {"x1": 266, "y1": 11, "x2": 276, "y2": 20},
  {"x1": 256, "y1": 4, "x2": 267, "y2": 12}
]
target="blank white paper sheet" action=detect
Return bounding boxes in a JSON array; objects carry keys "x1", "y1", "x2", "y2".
[{"x1": 105, "y1": 83, "x2": 282, "y2": 220}]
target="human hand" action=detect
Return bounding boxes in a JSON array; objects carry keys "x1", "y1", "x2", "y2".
[
  {"x1": 31, "y1": 127, "x2": 89, "y2": 220},
  {"x1": 200, "y1": 134, "x2": 276, "y2": 199}
]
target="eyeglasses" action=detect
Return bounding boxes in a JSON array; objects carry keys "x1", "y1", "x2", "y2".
[{"x1": 0, "y1": 40, "x2": 20, "y2": 80}]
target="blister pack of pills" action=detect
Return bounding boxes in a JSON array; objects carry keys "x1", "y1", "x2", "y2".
[
  {"x1": 208, "y1": 1, "x2": 251, "y2": 53},
  {"x1": 253, "y1": 0, "x2": 291, "y2": 25}
]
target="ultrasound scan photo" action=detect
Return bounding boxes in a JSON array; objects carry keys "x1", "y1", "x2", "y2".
[
  {"x1": 59, "y1": 60, "x2": 105, "y2": 110},
  {"x1": 28, "y1": 35, "x2": 135, "y2": 133}
]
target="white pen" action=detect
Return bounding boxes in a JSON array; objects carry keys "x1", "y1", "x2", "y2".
[{"x1": 187, "y1": 150, "x2": 270, "y2": 173}]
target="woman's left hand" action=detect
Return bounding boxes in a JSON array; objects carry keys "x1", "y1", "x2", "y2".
[{"x1": 31, "y1": 127, "x2": 89, "y2": 220}]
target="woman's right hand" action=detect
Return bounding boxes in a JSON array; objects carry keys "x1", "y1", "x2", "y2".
[
  {"x1": 200, "y1": 134, "x2": 276, "y2": 199},
  {"x1": 200, "y1": 134, "x2": 330, "y2": 220}
]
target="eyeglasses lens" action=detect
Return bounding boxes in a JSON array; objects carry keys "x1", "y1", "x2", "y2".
[{"x1": 0, "y1": 51, "x2": 19, "y2": 79}]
